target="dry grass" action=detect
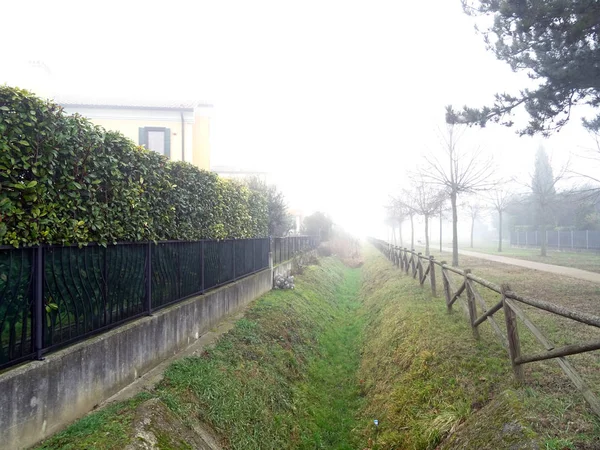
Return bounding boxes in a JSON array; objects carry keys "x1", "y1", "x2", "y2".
[
  {"x1": 358, "y1": 246, "x2": 600, "y2": 449},
  {"x1": 468, "y1": 245, "x2": 600, "y2": 274},
  {"x1": 404, "y1": 246, "x2": 600, "y2": 441}
]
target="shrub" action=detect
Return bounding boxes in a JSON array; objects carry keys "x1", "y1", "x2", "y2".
[{"x1": 0, "y1": 86, "x2": 268, "y2": 246}]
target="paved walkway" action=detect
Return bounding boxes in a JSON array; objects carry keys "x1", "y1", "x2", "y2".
[{"x1": 444, "y1": 248, "x2": 600, "y2": 284}]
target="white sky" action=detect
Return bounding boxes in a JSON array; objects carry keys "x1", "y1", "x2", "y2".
[{"x1": 2, "y1": 0, "x2": 598, "y2": 237}]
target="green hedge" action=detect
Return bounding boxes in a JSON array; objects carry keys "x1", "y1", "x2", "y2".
[{"x1": 0, "y1": 86, "x2": 268, "y2": 246}]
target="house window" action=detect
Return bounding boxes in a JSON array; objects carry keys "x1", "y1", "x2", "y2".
[{"x1": 138, "y1": 127, "x2": 171, "y2": 158}]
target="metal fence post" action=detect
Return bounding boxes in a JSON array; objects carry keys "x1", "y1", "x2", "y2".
[
  {"x1": 201, "y1": 241, "x2": 205, "y2": 293},
  {"x1": 587, "y1": 230, "x2": 589, "y2": 250},
  {"x1": 34, "y1": 245, "x2": 44, "y2": 360},
  {"x1": 232, "y1": 240, "x2": 236, "y2": 280},
  {"x1": 535, "y1": 230, "x2": 538, "y2": 246},
  {"x1": 571, "y1": 230, "x2": 574, "y2": 250},
  {"x1": 146, "y1": 242, "x2": 152, "y2": 315}
]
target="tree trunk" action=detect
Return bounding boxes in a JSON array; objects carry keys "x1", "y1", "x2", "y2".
[
  {"x1": 410, "y1": 214, "x2": 415, "y2": 250},
  {"x1": 425, "y1": 215, "x2": 430, "y2": 256},
  {"x1": 498, "y1": 210, "x2": 503, "y2": 252},
  {"x1": 470, "y1": 217, "x2": 475, "y2": 248},
  {"x1": 399, "y1": 220, "x2": 403, "y2": 247},
  {"x1": 391, "y1": 223, "x2": 397, "y2": 246},
  {"x1": 439, "y1": 206, "x2": 443, "y2": 253},
  {"x1": 450, "y1": 191, "x2": 459, "y2": 266},
  {"x1": 540, "y1": 224, "x2": 547, "y2": 257}
]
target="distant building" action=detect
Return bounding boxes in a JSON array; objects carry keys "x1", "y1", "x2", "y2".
[{"x1": 57, "y1": 95, "x2": 212, "y2": 170}]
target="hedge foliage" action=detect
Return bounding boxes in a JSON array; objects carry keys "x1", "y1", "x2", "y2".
[{"x1": 0, "y1": 86, "x2": 269, "y2": 246}]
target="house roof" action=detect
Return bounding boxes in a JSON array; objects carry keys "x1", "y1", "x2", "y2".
[{"x1": 54, "y1": 94, "x2": 212, "y2": 111}]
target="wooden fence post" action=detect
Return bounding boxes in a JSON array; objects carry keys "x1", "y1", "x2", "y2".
[
  {"x1": 417, "y1": 253, "x2": 423, "y2": 281},
  {"x1": 502, "y1": 283, "x2": 524, "y2": 383},
  {"x1": 464, "y1": 269, "x2": 480, "y2": 339},
  {"x1": 399, "y1": 248, "x2": 404, "y2": 271},
  {"x1": 429, "y1": 256, "x2": 437, "y2": 297},
  {"x1": 404, "y1": 249, "x2": 410, "y2": 274},
  {"x1": 441, "y1": 261, "x2": 452, "y2": 311}
]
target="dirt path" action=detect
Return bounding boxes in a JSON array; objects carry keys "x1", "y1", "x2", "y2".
[{"x1": 447, "y1": 248, "x2": 600, "y2": 284}]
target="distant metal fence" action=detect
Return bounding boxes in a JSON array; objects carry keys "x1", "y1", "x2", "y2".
[
  {"x1": 510, "y1": 230, "x2": 600, "y2": 250},
  {"x1": 272, "y1": 236, "x2": 319, "y2": 265},
  {"x1": 0, "y1": 238, "x2": 270, "y2": 370}
]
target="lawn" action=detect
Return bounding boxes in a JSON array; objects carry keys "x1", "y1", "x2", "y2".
[{"x1": 464, "y1": 244, "x2": 600, "y2": 274}]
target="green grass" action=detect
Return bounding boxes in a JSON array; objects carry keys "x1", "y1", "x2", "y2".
[
  {"x1": 464, "y1": 245, "x2": 600, "y2": 273},
  {"x1": 36, "y1": 392, "x2": 154, "y2": 449},
  {"x1": 295, "y1": 267, "x2": 364, "y2": 449},
  {"x1": 35, "y1": 248, "x2": 600, "y2": 449},
  {"x1": 37, "y1": 258, "x2": 366, "y2": 450}
]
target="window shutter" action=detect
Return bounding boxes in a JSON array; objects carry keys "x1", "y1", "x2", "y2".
[
  {"x1": 164, "y1": 128, "x2": 171, "y2": 159},
  {"x1": 138, "y1": 127, "x2": 147, "y2": 148}
]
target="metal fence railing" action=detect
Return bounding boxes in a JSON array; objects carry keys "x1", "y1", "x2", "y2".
[
  {"x1": 272, "y1": 235, "x2": 320, "y2": 266},
  {"x1": 0, "y1": 238, "x2": 270, "y2": 370},
  {"x1": 510, "y1": 230, "x2": 600, "y2": 250}
]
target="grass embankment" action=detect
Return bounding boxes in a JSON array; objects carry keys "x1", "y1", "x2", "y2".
[
  {"x1": 37, "y1": 258, "x2": 365, "y2": 450},
  {"x1": 357, "y1": 247, "x2": 600, "y2": 450},
  {"x1": 34, "y1": 247, "x2": 600, "y2": 449},
  {"x1": 464, "y1": 245, "x2": 600, "y2": 274}
]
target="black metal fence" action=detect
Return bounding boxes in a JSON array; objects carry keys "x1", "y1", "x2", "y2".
[
  {"x1": 510, "y1": 230, "x2": 600, "y2": 250},
  {"x1": 0, "y1": 238, "x2": 270, "y2": 370},
  {"x1": 272, "y1": 235, "x2": 319, "y2": 265}
]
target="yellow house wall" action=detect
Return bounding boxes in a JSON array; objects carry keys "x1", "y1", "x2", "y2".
[
  {"x1": 90, "y1": 117, "x2": 188, "y2": 162},
  {"x1": 192, "y1": 111, "x2": 211, "y2": 170},
  {"x1": 61, "y1": 106, "x2": 211, "y2": 170}
]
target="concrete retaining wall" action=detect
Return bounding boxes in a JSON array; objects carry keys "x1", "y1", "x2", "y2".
[
  {"x1": 273, "y1": 260, "x2": 293, "y2": 281},
  {"x1": 272, "y1": 249, "x2": 318, "y2": 284},
  {"x1": 0, "y1": 269, "x2": 272, "y2": 449}
]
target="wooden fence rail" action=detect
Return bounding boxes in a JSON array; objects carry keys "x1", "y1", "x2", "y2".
[{"x1": 368, "y1": 237, "x2": 600, "y2": 416}]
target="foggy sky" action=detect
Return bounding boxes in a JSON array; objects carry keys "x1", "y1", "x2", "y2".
[{"x1": 2, "y1": 0, "x2": 597, "y2": 236}]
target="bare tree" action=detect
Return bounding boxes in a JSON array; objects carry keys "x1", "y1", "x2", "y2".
[
  {"x1": 394, "y1": 191, "x2": 418, "y2": 250},
  {"x1": 384, "y1": 205, "x2": 401, "y2": 246},
  {"x1": 464, "y1": 202, "x2": 484, "y2": 249},
  {"x1": 488, "y1": 188, "x2": 512, "y2": 252},
  {"x1": 421, "y1": 124, "x2": 496, "y2": 266},
  {"x1": 437, "y1": 198, "x2": 451, "y2": 253},
  {"x1": 411, "y1": 181, "x2": 446, "y2": 256},
  {"x1": 386, "y1": 198, "x2": 407, "y2": 247}
]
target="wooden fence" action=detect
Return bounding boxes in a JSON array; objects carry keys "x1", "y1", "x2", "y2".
[{"x1": 369, "y1": 238, "x2": 600, "y2": 416}]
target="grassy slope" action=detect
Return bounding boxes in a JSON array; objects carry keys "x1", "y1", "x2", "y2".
[
  {"x1": 420, "y1": 245, "x2": 600, "y2": 399},
  {"x1": 37, "y1": 258, "x2": 366, "y2": 450},
  {"x1": 357, "y1": 247, "x2": 600, "y2": 450},
  {"x1": 34, "y1": 248, "x2": 600, "y2": 450}
]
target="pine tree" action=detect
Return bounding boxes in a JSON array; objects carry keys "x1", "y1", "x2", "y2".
[
  {"x1": 450, "y1": 0, "x2": 600, "y2": 135},
  {"x1": 531, "y1": 147, "x2": 557, "y2": 256}
]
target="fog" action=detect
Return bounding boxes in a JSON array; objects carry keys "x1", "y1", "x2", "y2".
[{"x1": 3, "y1": 0, "x2": 598, "y2": 238}]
